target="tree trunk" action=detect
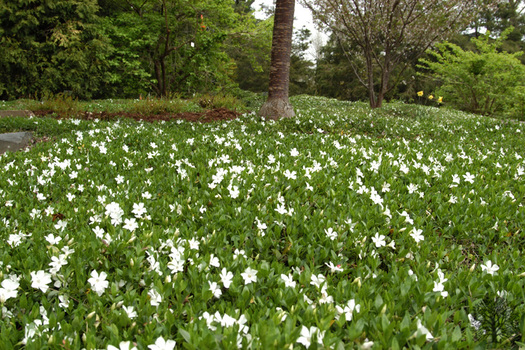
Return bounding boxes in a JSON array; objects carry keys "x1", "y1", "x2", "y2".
[
  {"x1": 375, "y1": 53, "x2": 392, "y2": 109},
  {"x1": 259, "y1": 0, "x2": 295, "y2": 120},
  {"x1": 365, "y1": 52, "x2": 378, "y2": 108}
]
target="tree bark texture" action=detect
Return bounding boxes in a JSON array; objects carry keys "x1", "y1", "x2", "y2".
[{"x1": 259, "y1": 0, "x2": 295, "y2": 120}]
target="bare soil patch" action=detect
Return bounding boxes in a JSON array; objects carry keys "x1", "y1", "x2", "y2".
[{"x1": 31, "y1": 107, "x2": 243, "y2": 123}]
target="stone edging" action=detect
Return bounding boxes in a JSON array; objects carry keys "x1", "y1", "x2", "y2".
[{"x1": 0, "y1": 110, "x2": 35, "y2": 118}]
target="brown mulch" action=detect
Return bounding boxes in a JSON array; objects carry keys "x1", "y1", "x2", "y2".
[{"x1": 31, "y1": 107, "x2": 243, "y2": 123}]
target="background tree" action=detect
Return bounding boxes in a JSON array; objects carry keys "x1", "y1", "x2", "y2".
[
  {"x1": 469, "y1": 0, "x2": 525, "y2": 59},
  {"x1": 301, "y1": 0, "x2": 502, "y2": 108},
  {"x1": 259, "y1": 0, "x2": 296, "y2": 119},
  {"x1": 0, "y1": 0, "x2": 111, "y2": 99},
  {"x1": 313, "y1": 34, "x2": 368, "y2": 100},
  {"x1": 0, "y1": 0, "x2": 256, "y2": 99},
  {"x1": 233, "y1": 0, "x2": 256, "y2": 14},
  {"x1": 420, "y1": 28, "x2": 525, "y2": 118},
  {"x1": 289, "y1": 27, "x2": 315, "y2": 96},
  {"x1": 102, "y1": 0, "x2": 239, "y2": 97},
  {"x1": 224, "y1": 14, "x2": 273, "y2": 93}
]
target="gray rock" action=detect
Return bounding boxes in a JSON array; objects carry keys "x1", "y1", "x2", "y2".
[
  {"x1": 0, "y1": 132, "x2": 33, "y2": 154},
  {"x1": 0, "y1": 110, "x2": 35, "y2": 118}
]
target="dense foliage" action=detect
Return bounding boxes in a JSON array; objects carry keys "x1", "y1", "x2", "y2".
[
  {"x1": 0, "y1": 0, "x2": 111, "y2": 99},
  {"x1": 420, "y1": 29, "x2": 525, "y2": 119},
  {"x1": 1, "y1": 96, "x2": 524, "y2": 348},
  {"x1": 301, "y1": 0, "x2": 498, "y2": 108},
  {"x1": 0, "y1": 0, "x2": 276, "y2": 100}
]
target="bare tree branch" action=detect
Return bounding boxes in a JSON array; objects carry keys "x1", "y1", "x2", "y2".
[{"x1": 301, "y1": 0, "x2": 503, "y2": 107}]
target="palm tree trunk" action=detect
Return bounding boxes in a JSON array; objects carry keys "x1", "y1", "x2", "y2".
[{"x1": 259, "y1": 0, "x2": 295, "y2": 120}]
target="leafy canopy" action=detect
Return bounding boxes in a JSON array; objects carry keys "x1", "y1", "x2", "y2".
[{"x1": 419, "y1": 27, "x2": 525, "y2": 118}]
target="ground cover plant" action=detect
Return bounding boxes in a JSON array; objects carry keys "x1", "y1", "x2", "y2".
[{"x1": 0, "y1": 95, "x2": 525, "y2": 349}]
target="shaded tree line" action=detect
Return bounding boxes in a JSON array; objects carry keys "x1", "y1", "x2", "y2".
[
  {"x1": 2, "y1": 0, "x2": 524, "y2": 120},
  {"x1": 0, "y1": 0, "x2": 280, "y2": 100}
]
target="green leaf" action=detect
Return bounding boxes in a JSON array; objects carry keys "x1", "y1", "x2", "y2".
[
  {"x1": 179, "y1": 328, "x2": 191, "y2": 344},
  {"x1": 451, "y1": 325, "x2": 462, "y2": 342}
]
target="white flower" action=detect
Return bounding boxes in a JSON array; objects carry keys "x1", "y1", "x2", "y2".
[
  {"x1": 413, "y1": 318, "x2": 433, "y2": 341},
  {"x1": 92, "y1": 225, "x2": 105, "y2": 239},
  {"x1": 463, "y1": 172, "x2": 475, "y2": 184},
  {"x1": 228, "y1": 185, "x2": 240, "y2": 199},
  {"x1": 105, "y1": 202, "x2": 124, "y2": 225},
  {"x1": 115, "y1": 175, "x2": 125, "y2": 184},
  {"x1": 399, "y1": 211, "x2": 413, "y2": 225},
  {"x1": 132, "y1": 202, "x2": 147, "y2": 218},
  {"x1": 410, "y1": 228, "x2": 424, "y2": 244},
  {"x1": 54, "y1": 220, "x2": 67, "y2": 231},
  {"x1": 369, "y1": 192, "x2": 383, "y2": 207},
  {"x1": 432, "y1": 281, "x2": 448, "y2": 297},
  {"x1": 468, "y1": 314, "x2": 482, "y2": 330},
  {"x1": 209, "y1": 254, "x2": 220, "y2": 268},
  {"x1": 44, "y1": 234, "x2": 62, "y2": 245},
  {"x1": 219, "y1": 268, "x2": 233, "y2": 289},
  {"x1": 255, "y1": 217, "x2": 267, "y2": 232},
  {"x1": 0, "y1": 278, "x2": 19, "y2": 303},
  {"x1": 233, "y1": 249, "x2": 246, "y2": 260},
  {"x1": 372, "y1": 233, "x2": 386, "y2": 248},
  {"x1": 310, "y1": 274, "x2": 326, "y2": 288},
  {"x1": 275, "y1": 203, "x2": 287, "y2": 215},
  {"x1": 7, "y1": 233, "x2": 24, "y2": 247},
  {"x1": 49, "y1": 254, "x2": 68, "y2": 274},
  {"x1": 147, "y1": 336, "x2": 176, "y2": 350},
  {"x1": 59, "y1": 295, "x2": 70, "y2": 309},
  {"x1": 283, "y1": 169, "x2": 297, "y2": 180},
  {"x1": 108, "y1": 341, "x2": 137, "y2": 350},
  {"x1": 208, "y1": 281, "x2": 222, "y2": 299},
  {"x1": 280, "y1": 274, "x2": 296, "y2": 288},
  {"x1": 297, "y1": 325, "x2": 324, "y2": 348},
  {"x1": 481, "y1": 260, "x2": 499, "y2": 275},
  {"x1": 451, "y1": 173, "x2": 460, "y2": 185},
  {"x1": 122, "y1": 306, "x2": 137, "y2": 319},
  {"x1": 407, "y1": 183, "x2": 419, "y2": 194},
  {"x1": 241, "y1": 267, "x2": 258, "y2": 285},
  {"x1": 30, "y1": 270, "x2": 52, "y2": 293},
  {"x1": 497, "y1": 290, "x2": 508, "y2": 298},
  {"x1": 335, "y1": 299, "x2": 360, "y2": 321},
  {"x1": 319, "y1": 286, "x2": 334, "y2": 304},
  {"x1": 345, "y1": 218, "x2": 357, "y2": 232},
  {"x1": 188, "y1": 238, "x2": 200, "y2": 250},
  {"x1": 325, "y1": 262, "x2": 343, "y2": 273},
  {"x1": 148, "y1": 288, "x2": 163, "y2": 306},
  {"x1": 123, "y1": 218, "x2": 139, "y2": 232},
  {"x1": 290, "y1": 148, "x2": 299, "y2": 157},
  {"x1": 88, "y1": 270, "x2": 109, "y2": 296},
  {"x1": 361, "y1": 339, "x2": 374, "y2": 349},
  {"x1": 324, "y1": 228, "x2": 337, "y2": 240}
]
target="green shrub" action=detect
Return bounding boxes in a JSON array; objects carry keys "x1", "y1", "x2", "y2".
[
  {"x1": 419, "y1": 28, "x2": 525, "y2": 120},
  {"x1": 28, "y1": 93, "x2": 82, "y2": 117},
  {"x1": 192, "y1": 92, "x2": 248, "y2": 111},
  {"x1": 124, "y1": 98, "x2": 201, "y2": 115}
]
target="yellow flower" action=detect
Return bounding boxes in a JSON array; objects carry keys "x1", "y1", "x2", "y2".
[
  {"x1": 417, "y1": 91, "x2": 423, "y2": 97},
  {"x1": 438, "y1": 96, "x2": 443, "y2": 103},
  {"x1": 428, "y1": 94, "x2": 434, "y2": 100}
]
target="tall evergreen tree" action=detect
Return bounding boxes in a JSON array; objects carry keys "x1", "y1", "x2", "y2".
[{"x1": 0, "y1": 0, "x2": 111, "y2": 99}]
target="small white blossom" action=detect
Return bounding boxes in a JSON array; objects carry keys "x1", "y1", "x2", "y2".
[{"x1": 481, "y1": 260, "x2": 499, "y2": 275}]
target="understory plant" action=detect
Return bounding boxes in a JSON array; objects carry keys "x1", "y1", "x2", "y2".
[{"x1": 419, "y1": 27, "x2": 525, "y2": 120}]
